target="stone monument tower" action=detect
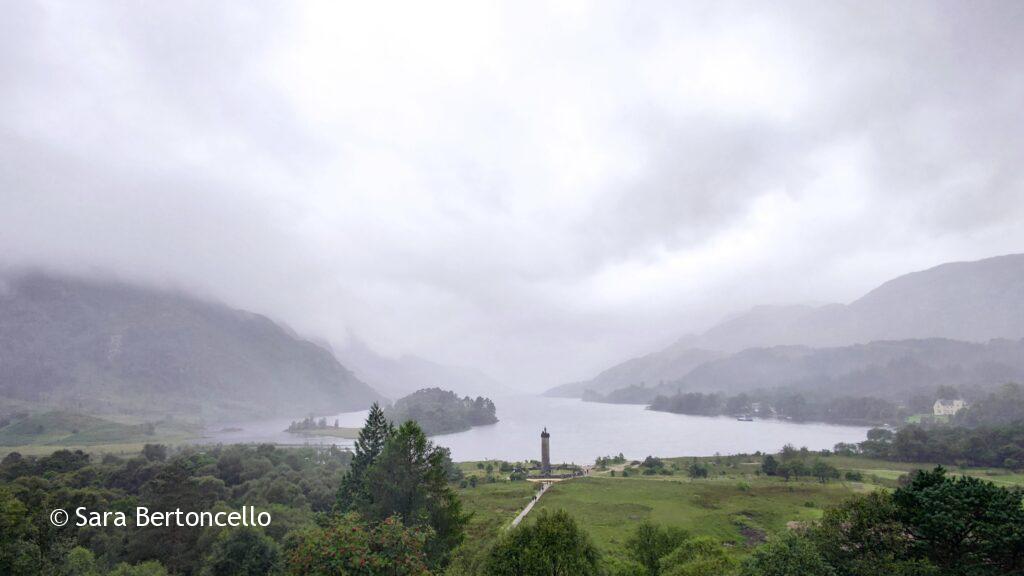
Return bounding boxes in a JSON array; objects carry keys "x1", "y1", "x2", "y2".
[{"x1": 541, "y1": 427, "x2": 551, "y2": 475}]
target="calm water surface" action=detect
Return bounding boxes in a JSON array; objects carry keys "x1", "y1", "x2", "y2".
[{"x1": 202, "y1": 395, "x2": 870, "y2": 464}]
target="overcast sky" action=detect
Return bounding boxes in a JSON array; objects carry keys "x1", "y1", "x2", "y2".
[{"x1": 2, "y1": 1, "x2": 1023, "y2": 389}]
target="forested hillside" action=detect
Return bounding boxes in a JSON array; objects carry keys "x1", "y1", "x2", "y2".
[
  {"x1": 666, "y1": 338, "x2": 1024, "y2": 400},
  {"x1": 547, "y1": 348, "x2": 724, "y2": 398},
  {"x1": 385, "y1": 388, "x2": 498, "y2": 436}
]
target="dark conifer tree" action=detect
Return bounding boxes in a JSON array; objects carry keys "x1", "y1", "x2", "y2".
[
  {"x1": 336, "y1": 402, "x2": 393, "y2": 510},
  {"x1": 358, "y1": 421, "x2": 470, "y2": 569}
]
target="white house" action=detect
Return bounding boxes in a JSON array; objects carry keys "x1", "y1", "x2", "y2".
[{"x1": 933, "y1": 399, "x2": 966, "y2": 416}]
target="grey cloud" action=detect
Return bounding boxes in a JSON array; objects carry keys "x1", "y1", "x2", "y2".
[{"x1": 1, "y1": 1, "x2": 1023, "y2": 388}]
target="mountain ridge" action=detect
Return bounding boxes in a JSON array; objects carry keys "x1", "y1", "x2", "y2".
[
  {"x1": 548, "y1": 253, "x2": 1024, "y2": 398},
  {"x1": 0, "y1": 272, "x2": 384, "y2": 421}
]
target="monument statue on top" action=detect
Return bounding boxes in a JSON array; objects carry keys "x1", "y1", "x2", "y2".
[{"x1": 541, "y1": 427, "x2": 551, "y2": 476}]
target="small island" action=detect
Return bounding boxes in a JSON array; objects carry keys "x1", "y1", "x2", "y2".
[
  {"x1": 385, "y1": 387, "x2": 498, "y2": 436},
  {"x1": 284, "y1": 416, "x2": 360, "y2": 439}
]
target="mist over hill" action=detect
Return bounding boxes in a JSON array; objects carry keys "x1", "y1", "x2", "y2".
[
  {"x1": 551, "y1": 253, "x2": 1024, "y2": 399},
  {"x1": 691, "y1": 253, "x2": 1024, "y2": 351},
  {"x1": 665, "y1": 338, "x2": 1024, "y2": 401},
  {"x1": 546, "y1": 347, "x2": 725, "y2": 398},
  {"x1": 335, "y1": 336, "x2": 506, "y2": 400},
  {"x1": 0, "y1": 272, "x2": 383, "y2": 421}
]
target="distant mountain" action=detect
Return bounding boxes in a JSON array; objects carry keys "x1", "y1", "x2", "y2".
[
  {"x1": 0, "y1": 273, "x2": 383, "y2": 421},
  {"x1": 548, "y1": 253, "x2": 1024, "y2": 398},
  {"x1": 585, "y1": 338, "x2": 1024, "y2": 406},
  {"x1": 335, "y1": 336, "x2": 506, "y2": 400},
  {"x1": 686, "y1": 253, "x2": 1024, "y2": 351},
  {"x1": 678, "y1": 304, "x2": 834, "y2": 352},
  {"x1": 662, "y1": 338, "x2": 1024, "y2": 401},
  {"x1": 546, "y1": 347, "x2": 724, "y2": 398}
]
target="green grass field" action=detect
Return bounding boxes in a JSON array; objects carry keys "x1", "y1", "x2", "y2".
[
  {"x1": 827, "y1": 454, "x2": 1024, "y2": 486},
  {"x1": 532, "y1": 476, "x2": 852, "y2": 550},
  {"x1": 455, "y1": 453, "x2": 1024, "y2": 560},
  {"x1": 453, "y1": 480, "x2": 540, "y2": 567},
  {"x1": 0, "y1": 411, "x2": 200, "y2": 457}
]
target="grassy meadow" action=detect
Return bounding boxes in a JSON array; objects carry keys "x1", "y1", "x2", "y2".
[
  {"x1": 531, "y1": 476, "x2": 851, "y2": 550},
  {"x1": 0, "y1": 411, "x2": 200, "y2": 457},
  {"x1": 455, "y1": 452, "x2": 1024, "y2": 561}
]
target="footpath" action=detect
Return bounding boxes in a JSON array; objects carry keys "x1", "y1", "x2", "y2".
[{"x1": 510, "y1": 482, "x2": 552, "y2": 527}]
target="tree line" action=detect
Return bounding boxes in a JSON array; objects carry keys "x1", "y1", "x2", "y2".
[
  {"x1": 285, "y1": 416, "x2": 340, "y2": 432},
  {"x1": 833, "y1": 384, "x2": 1024, "y2": 469},
  {"x1": 0, "y1": 403, "x2": 471, "y2": 576},
  {"x1": 839, "y1": 423, "x2": 1024, "y2": 469},
  {"x1": 759, "y1": 445, "x2": 842, "y2": 483},
  {"x1": 648, "y1": 390, "x2": 903, "y2": 426},
  {"x1": 1, "y1": 442, "x2": 353, "y2": 575}
]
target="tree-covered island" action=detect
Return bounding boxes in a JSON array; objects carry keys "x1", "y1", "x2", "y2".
[{"x1": 384, "y1": 388, "x2": 498, "y2": 436}]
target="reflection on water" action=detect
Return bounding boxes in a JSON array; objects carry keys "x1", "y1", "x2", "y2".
[{"x1": 200, "y1": 395, "x2": 870, "y2": 464}]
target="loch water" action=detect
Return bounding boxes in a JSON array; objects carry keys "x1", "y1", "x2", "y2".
[{"x1": 202, "y1": 395, "x2": 870, "y2": 464}]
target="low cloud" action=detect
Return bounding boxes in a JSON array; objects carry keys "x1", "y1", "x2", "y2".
[{"x1": 2, "y1": 1, "x2": 1022, "y2": 388}]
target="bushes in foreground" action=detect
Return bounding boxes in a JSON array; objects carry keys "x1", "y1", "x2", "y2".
[
  {"x1": 0, "y1": 443, "x2": 351, "y2": 575},
  {"x1": 285, "y1": 513, "x2": 431, "y2": 576},
  {"x1": 482, "y1": 509, "x2": 602, "y2": 576},
  {"x1": 480, "y1": 513, "x2": 734, "y2": 576},
  {"x1": 743, "y1": 467, "x2": 1024, "y2": 576}
]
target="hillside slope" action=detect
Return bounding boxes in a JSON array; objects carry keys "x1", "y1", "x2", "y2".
[
  {"x1": 549, "y1": 253, "x2": 1024, "y2": 398},
  {"x1": 0, "y1": 273, "x2": 383, "y2": 420},
  {"x1": 546, "y1": 347, "x2": 724, "y2": 398},
  {"x1": 666, "y1": 338, "x2": 1024, "y2": 401},
  {"x1": 690, "y1": 253, "x2": 1024, "y2": 351}
]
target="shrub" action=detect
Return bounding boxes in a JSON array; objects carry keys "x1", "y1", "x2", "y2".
[{"x1": 482, "y1": 510, "x2": 602, "y2": 576}]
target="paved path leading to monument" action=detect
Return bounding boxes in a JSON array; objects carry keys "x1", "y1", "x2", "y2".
[{"x1": 510, "y1": 482, "x2": 552, "y2": 528}]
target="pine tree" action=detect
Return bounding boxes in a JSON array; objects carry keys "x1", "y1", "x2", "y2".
[
  {"x1": 358, "y1": 421, "x2": 470, "y2": 570},
  {"x1": 336, "y1": 403, "x2": 393, "y2": 510}
]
